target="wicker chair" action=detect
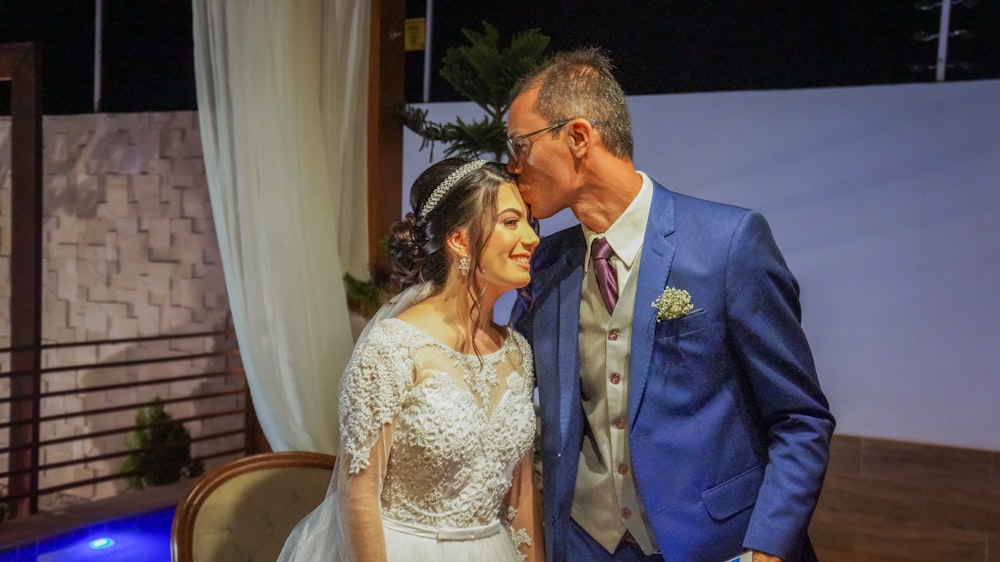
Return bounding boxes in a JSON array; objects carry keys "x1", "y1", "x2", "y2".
[{"x1": 171, "y1": 451, "x2": 336, "y2": 562}]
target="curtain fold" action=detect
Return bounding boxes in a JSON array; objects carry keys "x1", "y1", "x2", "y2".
[
  {"x1": 323, "y1": 0, "x2": 371, "y2": 280},
  {"x1": 191, "y1": 0, "x2": 370, "y2": 453}
]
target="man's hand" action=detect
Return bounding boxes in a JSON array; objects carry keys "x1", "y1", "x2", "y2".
[{"x1": 751, "y1": 551, "x2": 782, "y2": 562}]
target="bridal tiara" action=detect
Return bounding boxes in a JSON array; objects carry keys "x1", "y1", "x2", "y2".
[{"x1": 419, "y1": 160, "x2": 488, "y2": 217}]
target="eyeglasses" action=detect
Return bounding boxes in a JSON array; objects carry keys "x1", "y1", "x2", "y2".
[{"x1": 505, "y1": 119, "x2": 571, "y2": 164}]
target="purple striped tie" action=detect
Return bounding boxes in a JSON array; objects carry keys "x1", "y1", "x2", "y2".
[{"x1": 591, "y1": 237, "x2": 618, "y2": 314}]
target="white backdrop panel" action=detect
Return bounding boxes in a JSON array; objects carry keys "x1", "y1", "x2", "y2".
[{"x1": 402, "y1": 79, "x2": 1000, "y2": 450}]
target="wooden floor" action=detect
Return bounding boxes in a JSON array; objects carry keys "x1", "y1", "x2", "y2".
[
  {"x1": 3, "y1": 434, "x2": 997, "y2": 560},
  {"x1": 811, "y1": 434, "x2": 1000, "y2": 561}
]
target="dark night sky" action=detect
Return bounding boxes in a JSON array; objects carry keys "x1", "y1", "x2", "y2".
[
  {"x1": 413, "y1": 0, "x2": 999, "y2": 101},
  {"x1": 0, "y1": 0, "x2": 196, "y2": 114},
  {"x1": 2, "y1": 0, "x2": 998, "y2": 115}
]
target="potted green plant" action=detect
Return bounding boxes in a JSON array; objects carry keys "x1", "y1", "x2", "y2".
[{"x1": 120, "y1": 398, "x2": 204, "y2": 490}]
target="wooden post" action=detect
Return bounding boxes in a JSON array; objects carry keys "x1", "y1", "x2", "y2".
[
  {"x1": 1, "y1": 42, "x2": 44, "y2": 517},
  {"x1": 366, "y1": 0, "x2": 405, "y2": 282}
]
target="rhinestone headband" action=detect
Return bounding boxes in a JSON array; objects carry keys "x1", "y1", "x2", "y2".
[{"x1": 419, "y1": 160, "x2": 488, "y2": 217}]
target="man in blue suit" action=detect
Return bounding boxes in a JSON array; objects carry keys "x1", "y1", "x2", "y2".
[{"x1": 507, "y1": 48, "x2": 834, "y2": 562}]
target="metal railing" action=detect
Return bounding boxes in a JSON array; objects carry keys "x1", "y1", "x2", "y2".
[{"x1": 0, "y1": 328, "x2": 250, "y2": 519}]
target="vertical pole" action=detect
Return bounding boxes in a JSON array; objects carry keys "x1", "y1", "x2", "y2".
[
  {"x1": 2, "y1": 42, "x2": 44, "y2": 517},
  {"x1": 94, "y1": 0, "x2": 103, "y2": 111},
  {"x1": 936, "y1": 0, "x2": 952, "y2": 82},
  {"x1": 243, "y1": 384, "x2": 258, "y2": 456},
  {"x1": 367, "y1": 0, "x2": 405, "y2": 282},
  {"x1": 422, "y1": 0, "x2": 434, "y2": 103}
]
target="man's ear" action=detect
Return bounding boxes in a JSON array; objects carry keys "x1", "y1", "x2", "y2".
[{"x1": 566, "y1": 118, "x2": 595, "y2": 158}]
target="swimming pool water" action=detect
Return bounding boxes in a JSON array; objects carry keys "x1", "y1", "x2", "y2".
[{"x1": 0, "y1": 506, "x2": 175, "y2": 562}]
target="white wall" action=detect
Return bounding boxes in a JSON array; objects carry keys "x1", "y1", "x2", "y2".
[{"x1": 402, "y1": 79, "x2": 1000, "y2": 451}]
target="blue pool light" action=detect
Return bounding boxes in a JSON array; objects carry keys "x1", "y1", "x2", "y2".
[
  {"x1": 88, "y1": 538, "x2": 116, "y2": 550},
  {"x1": 0, "y1": 506, "x2": 175, "y2": 561}
]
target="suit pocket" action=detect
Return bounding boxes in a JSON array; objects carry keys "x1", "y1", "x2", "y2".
[
  {"x1": 701, "y1": 464, "x2": 763, "y2": 521},
  {"x1": 653, "y1": 308, "x2": 711, "y2": 340}
]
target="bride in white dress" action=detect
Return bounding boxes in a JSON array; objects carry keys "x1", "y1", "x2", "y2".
[{"x1": 278, "y1": 158, "x2": 543, "y2": 562}]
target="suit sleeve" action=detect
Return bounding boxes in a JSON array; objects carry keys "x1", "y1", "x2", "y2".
[{"x1": 724, "y1": 211, "x2": 835, "y2": 559}]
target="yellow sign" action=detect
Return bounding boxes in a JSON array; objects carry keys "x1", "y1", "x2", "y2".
[{"x1": 405, "y1": 18, "x2": 426, "y2": 52}]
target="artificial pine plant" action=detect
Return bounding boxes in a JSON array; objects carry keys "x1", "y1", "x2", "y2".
[
  {"x1": 120, "y1": 398, "x2": 204, "y2": 490},
  {"x1": 399, "y1": 22, "x2": 550, "y2": 160}
]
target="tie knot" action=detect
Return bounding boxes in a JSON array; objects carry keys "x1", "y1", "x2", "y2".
[{"x1": 591, "y1": 237, "x2": 613, "y2": 261}]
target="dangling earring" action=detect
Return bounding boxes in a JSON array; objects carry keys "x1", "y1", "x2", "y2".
[{"x1": 459, "y1": 255, "x2": 471, "y2": 277}]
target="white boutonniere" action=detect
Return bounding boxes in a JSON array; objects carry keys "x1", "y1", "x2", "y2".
[{"x1": 652, "y1": 287, "x2": 694, "y2": 321}]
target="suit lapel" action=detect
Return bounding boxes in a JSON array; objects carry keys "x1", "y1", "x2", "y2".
[
  {"x1": 629, "y1": 183, "x2": 676, "y2": 430},
  {"x1": 555, "y1": 244, "x2": 584, "y2": 448}
]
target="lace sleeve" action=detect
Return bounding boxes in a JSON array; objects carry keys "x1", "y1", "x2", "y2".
[
  {"x1": 339, "y1": 320, "x2": 413, "y2": 474},
  {"x1": 503, "y1": 505, "x2": 532, "y2": 561},
  {"x1": 502, "y1": 449, "x2": 544, "y2": 562}
]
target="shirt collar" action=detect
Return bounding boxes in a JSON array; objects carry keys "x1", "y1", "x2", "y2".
[{"x1": 583, "y1": 171, "x2": 653, "y2": 272}]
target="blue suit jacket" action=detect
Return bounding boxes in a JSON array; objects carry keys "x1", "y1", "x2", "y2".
[{"x1": 513, "y1": 181, "x2": 834, "y2": 562}]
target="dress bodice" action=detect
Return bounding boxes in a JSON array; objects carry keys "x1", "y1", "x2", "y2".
[{"x1": 339, "y1": 318, "x2": 536, "y2": 529}]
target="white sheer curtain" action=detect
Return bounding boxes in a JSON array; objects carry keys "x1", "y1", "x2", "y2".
[{"x1": 191, "y1": 0, "x2": 371, "y2": 453}]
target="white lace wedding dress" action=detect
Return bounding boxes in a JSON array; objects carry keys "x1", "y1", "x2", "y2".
[{"x1": 278, "y1": 317, "x2": 538, "y2": 561}]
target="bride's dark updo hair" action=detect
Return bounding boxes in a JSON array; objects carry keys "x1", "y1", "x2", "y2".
[{"x1": 389, "y1": 158, "x2": 513, "y2": 291}]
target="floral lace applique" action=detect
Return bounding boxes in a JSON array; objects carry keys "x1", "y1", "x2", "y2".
[
  {"x1": 457, "y1": 352, "x2": 500, "y2": 409},
  {"x1": 503, "y1": 505, "x2": 532, "y2": 561}
]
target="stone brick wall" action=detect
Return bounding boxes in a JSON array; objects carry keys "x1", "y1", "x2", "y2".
[{"x1": 0, "y1": 111, "x2": 241, "y2": 503}]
